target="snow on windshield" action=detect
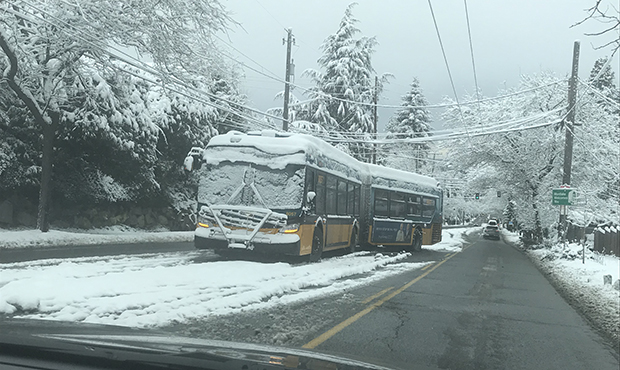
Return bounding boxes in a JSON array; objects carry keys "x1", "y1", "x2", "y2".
[{"x1": 198, "y1": 163, "x2": 305, "y2": 210}]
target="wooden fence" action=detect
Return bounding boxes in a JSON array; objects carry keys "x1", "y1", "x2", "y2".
[{"x1": 593, "y1": 226, "x2": 620, "y2": 257}]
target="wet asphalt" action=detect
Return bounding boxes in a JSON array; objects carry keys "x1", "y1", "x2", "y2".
[
  {"x1": 3, "y1": 230, "x2": 618, "y2": 369},
  {"x1": 166, "y1": 232, "x2": 620, "y2": 370}
]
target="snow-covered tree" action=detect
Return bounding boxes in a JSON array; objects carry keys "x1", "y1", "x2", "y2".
[
  {"x1": 589, "y1": 57, "x2": 616, "y2": 90},
  {"x1": 442, "y1": 73, "x2": 567, "y2": 240},
  {"x1": 381, "y1": 78, "x2": 432, "y2": 173},
  {"x1": 587, "y1": 57, "x2": 620, "y2": 116},
  {"x1": 0, "y1": 0, "x2": 237, "y2": 230},
  {"x1": 293, "y1": 3, "x2": 387, "y2": 162},
  {"x1": 441, "y1": 70, "x2": 619, "y2": 240}
]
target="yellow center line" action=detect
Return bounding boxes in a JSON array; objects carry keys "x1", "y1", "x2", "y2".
[
  {"x1": 421, "y1": 262, "x2": 435, "y2": 271},
  {"x1": 302, "y1": 251, "x2": 462, "y2": 349},
  {"x1": 360, "y1": 287, "x2": 394, "y2": 305}
]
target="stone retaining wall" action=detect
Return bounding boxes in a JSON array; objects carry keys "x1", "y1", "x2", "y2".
[{"x1": 0, "y1": 196, "x2": 194, "y2": 231}]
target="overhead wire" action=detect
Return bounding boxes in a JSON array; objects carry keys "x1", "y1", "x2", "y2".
[
  {"x1": 577, "y1": 78, "x2": 620, "y2": 108},
  {"x1": 463, "y1": 0, "x2": 480, "y2": 103},
  {"x1": 204, "y1": 6, "x2": 568, "y2": 111},
  {"x1": 426, "y1": 0, "x2": 464, "y2": 118},
  {"x1": 8, "y1": 0, "x2": 578, "y2": 147},
  {"x1": 11, "y1": 0, "x2": 284, "y2": 125}
]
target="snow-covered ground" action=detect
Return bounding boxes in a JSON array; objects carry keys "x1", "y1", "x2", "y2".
[
  {"x1": 0, "y1": 226, "x2": 193, "y2": 249},
  {"x1": 425, "y1": 226, "x2": 478, "y2": 252},
  {"x1": 0, "y1": 228, "x2": 468, "y2": 329},
  {"x1": 501, "y1": 228, "x2": 620, "y2": 343}
]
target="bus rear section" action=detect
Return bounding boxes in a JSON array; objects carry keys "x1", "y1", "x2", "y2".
[{"x1": 363, "y1": 164, "x2": 443, "y2": 251}]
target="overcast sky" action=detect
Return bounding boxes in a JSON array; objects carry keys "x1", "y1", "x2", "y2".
[{"x1": 219, "y1": 0, "x2": 619, "y2": 130}]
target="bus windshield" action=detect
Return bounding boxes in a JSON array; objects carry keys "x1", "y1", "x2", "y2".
[{"x1": 198, "y1": 163, "x2": 305, "y2": 210}]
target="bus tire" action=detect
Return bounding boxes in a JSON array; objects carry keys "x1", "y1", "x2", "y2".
[
  {"x1": 411, "y1": 228, "x2": 423, "y2": 252},
  {"x1": 349, "y1": 227, "x2": 359, "y2": 253},
  {"x1": 310, "y1": 228, "x2": 324, "y2": 262}
]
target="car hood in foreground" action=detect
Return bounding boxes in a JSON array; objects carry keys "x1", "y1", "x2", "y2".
[{"x1": 0, "y1": 318, "x2": 403, "y2": 370}]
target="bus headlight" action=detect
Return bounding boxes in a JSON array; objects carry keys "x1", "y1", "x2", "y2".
[{"x1": 279, "y1": 224, "x2": 299, "y2": 233}]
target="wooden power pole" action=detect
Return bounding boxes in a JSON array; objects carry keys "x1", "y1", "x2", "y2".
[
  {"x1": 559, "y1": 40, "x2": 580, "y2": 230},
  {"x1": 282, "y1": 28, "x2": 294, "y2": 131}
]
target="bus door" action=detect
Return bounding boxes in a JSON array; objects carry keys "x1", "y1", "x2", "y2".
[{"x1": 324, "y1": 176, "x2": 352, "y2": 250}]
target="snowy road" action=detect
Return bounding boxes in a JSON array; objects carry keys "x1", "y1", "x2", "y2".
[
  {"x1": 165, "y1": 232, "x2": 619, "y2": 370},
  {"x1": 0, "y1": 228, "x2": 467, "y2": 328}
]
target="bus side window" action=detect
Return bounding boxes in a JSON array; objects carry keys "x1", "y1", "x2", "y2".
[
  {"x1": 354, "y1": 185, "x2": 360, "y2": 216},
  {"x1": 337, "y1": 180, "x2": 348, "y2": 215},
  {"x1": 374, "y1": 189, "x2": 389, "y2": 217},
  {"x1": 348, "y1": 183, "x2": 355, "y2": 216},
  {"x1": 391, "y1": 192, "x2": 406, "y2": 218},
  {"x1": 326, "y1": 175, "x2": 337, "y2": 215},
  {"x1": 407, "y1": 194, "x2": 421, "y2": 216},
  {"x1": 422, "y1": 197, "x2": 436, "y2": 218},
  {"x1": 316, "y1": 173, "x2": 326, "y2": 215},
  {"x1": 306, "y1": 169, "x2": 315, "y2": 192}
]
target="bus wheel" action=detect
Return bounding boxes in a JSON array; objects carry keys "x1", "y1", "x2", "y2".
[
  {"x1": 349, "y1": 228, "x2": 358, "y2": 253},
  {"x1": 411, "y1": 228, "x2": 423, "y2": 252},
  {"x1": 310, "y1": 229, "x2": 324, "y2": 262}
]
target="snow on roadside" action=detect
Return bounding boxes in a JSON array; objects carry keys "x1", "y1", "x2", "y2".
[
  {"x1": 0, "y1": 251, "x2": 432, "y2": 328},
  {"x1": 0, "y1": 226, "x2": 193, "y2": 249},
  {"x1": 0, "y1": 228, "x2": 466, "y2": 328},
  {"x1": 501, "y1": 228, "x2": 620, "y2": 343},
  {"x1": 425, "y1": 226, "x2": 478, "y2": 252}
]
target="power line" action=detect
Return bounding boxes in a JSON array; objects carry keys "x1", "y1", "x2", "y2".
[
  {"x1": 253, "y1": 0, "x2": 288, "y2": 31},
  {"x1": 203, "y1": 6, "x2": 568, "y2": 112},
  {"x1": 11, "y1": 1, "x2": 284, "y2": 124},
  {"x1": 213, "y1": 33, "x2": 282, "y2": 80},
  {"x1": 5, "y1": 7, "x2": 274, "y2": 134},
  {"x1": 427, "y1": 0, "x2": 463, "y2": 116},
  {"x1": 463, "y1": 0, "x2": 480, "y2": 102},
  {"x1": 7, "y1": 0, "x2": 579, "y2": 147},
  {"x1": 577, "y1": 78, "x2": 620, "y2": 108}
]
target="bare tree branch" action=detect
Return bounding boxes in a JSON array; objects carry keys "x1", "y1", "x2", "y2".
[
  {"x1": 572, "y1": 0, "x2": 620, "y2": 55},
  {"x1": 0, "y1": 25, "x2": 48, "y2": 126}
]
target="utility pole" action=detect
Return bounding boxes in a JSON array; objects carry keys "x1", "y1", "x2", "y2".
[
  {"x1": 372, "y1": 75, "x2": 378, "y2": 164},
  {"x1": 282, "y1": 28, "x2": 294, "y2": 131},
  {"x1": 559, "y1": 40, "x2": 580, "y2": 232}
]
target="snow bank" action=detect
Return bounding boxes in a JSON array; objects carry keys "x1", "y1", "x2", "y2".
[
  {"x1": 424, "y1": 226, "x2": 475, "y2": 252},
  {"x1": 0, "y1": 228, "x2": 466, "y2": 328},
  {"x1": 0, "y1": 251, "x2": 427, "y2": 328},
  {"x1": 0, "y1": 227, "x2": 193, "y2": 249}
]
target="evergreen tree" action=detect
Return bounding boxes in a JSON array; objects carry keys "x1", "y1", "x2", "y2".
[
  {"x1": 503, "y1": 199, "x2": 518, "y2": 230},
  {"x1": 588, "y1": 57, "x2": 616, "y2": 90},
  {"x1": 381, "y1": 78, "x2": 432, "y2": 172},
  {"x1": 588, "y1": 57, "x2": 620, "y2": 115},
  {"x1": 295, "y1": 3, "x2": 384, "y2": 161}
]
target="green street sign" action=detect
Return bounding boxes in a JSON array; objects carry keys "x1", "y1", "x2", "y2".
[{"x1": 552, "y1": 188, "x2": 576, "y2": 206}]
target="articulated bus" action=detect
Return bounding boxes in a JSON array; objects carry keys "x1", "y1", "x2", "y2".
[{"x1": 184, "y1": 129, "x2": 442, "y2": 260}]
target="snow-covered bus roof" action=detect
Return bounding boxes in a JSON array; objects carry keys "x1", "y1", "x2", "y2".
[
  {"x1": 203, "y1": 129, "x2": 441, "y2": 192},
  {"x1": 367, "y1": 163, "x2": 441, "y2": 192},
  {"x1": 204, "y1": 129, "x2": 362, "y2": 171}
]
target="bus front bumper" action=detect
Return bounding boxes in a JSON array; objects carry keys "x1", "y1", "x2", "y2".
[{"x1": 194, "y1": 227, "x2": 301, "y2": 255}]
